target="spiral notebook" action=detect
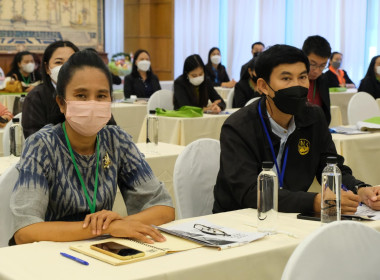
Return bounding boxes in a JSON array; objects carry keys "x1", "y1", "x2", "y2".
[{"x1": 70, "y1": 234, "x2": 202, "y2": 266}]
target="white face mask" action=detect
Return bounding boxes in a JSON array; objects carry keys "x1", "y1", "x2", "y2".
[
  {"x1": 137, "y1": 60, "x2": 151, "y2": 72},
  {"x1": 22, "y1": 62, "x2": 35, "y2": 74},
  {"x1": 376, "y1": 66, "x2": 380, "y2": 75},
  {"x1": 210, "y1": 55, "x2": 221, "y2": 65},
  {"x1": 189, "y1": 75, "x2": 204, "y2": 86},
  {"x1": 49, "y1": 65, "x2": 62, "y2": 84}
]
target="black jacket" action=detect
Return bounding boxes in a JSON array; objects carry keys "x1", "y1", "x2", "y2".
[
  {"x1": 123, "y1": 73, "x2": 161, "y2": 98},
  {"x1": 358, "y1": 77, "x2": 380, "y2": 99},
  {"x1": 205, "y1": 64, "x2": 230, "y2": 87},
  {"x1": 233, "y1": 78, "x2": 260, "y2": 108},
  {"x1": 213, "y1": 97, "x2": 367, "y2": 214},
  {"x1": 315, "y1": 74, "x2": 331, "y2": 125},
  {"x1": 325, "y1": 69, "x2": 354, "y2": 88},
  {"x1": 173, "y1": 75, "x2": 226, "y2": 110},
  {"x1": 22, "y1": 83, "x2": 117, "y2": 138}
]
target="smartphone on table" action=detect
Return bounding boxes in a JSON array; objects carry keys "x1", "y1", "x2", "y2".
[{"x1": 90, "y1": 241, "x2": 145, "y2": 260}]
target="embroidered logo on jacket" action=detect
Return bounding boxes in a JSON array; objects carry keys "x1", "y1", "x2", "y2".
[{"x1": 298, "y1": 139, "x2": 310, "y2": 155}]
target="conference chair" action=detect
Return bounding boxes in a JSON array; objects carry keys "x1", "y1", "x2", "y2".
[
  {"x1": 3, "y1": 113, "x2": 23, "y2": 156},
  {"x1": 147, "y1": 89, "x2": 174, "y2": 114},
  {"x1": 281, "y1": 221, "x2": 380, "y2": 280},
  {"x1": 173, "y1": 138, "x2": 220, "y2": 219},
  {"x1": 226, "y1": 88, "x2": 234, "y2": 109},
  {"x1": 0, "y1": 163, "x2": 19, "y2": 247},
  {"x1": 347, "y1": 91, "x2": 379, "y2": 125},
  {"x1": 245, "y1": 97, "x2": 260, "y2": 106}
]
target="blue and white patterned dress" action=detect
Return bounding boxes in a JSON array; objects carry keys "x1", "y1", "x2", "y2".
[{"x1": 10, "y1": 124, "x2": 173, "y2": 235}]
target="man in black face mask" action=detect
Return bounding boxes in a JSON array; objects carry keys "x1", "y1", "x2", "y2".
[
  {"x1": 240, "y1": 42, "x2": 265, "y2": 79},
  {"x1": 213, "y1": 44, "x2": 380, "y2": 215}
]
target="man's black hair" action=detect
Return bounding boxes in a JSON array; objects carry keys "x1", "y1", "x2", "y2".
[
  {"x1": 255, "y1": 44, "x2": 310, "y2": 82},
  {"x1": 251, "y1": 42, "x2": 265, "y2": 50},
  {"x1": 302, "y1": 35, "x2": 331, "y2": 58}
]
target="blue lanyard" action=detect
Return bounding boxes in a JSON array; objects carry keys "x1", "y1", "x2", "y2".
[{"x1": 258, "y1": 99, "x2": 288, "y2": 188}]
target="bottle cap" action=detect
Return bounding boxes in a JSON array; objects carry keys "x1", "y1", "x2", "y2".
[
  {"x1": 12, "y1": 118, "x2": 20, "y2": 123},
  {"x1": 326, "y1": 156, "x2": 338, "y2": 164},
  {"x1": 262, "y1": 161, "x2": 273, "y2": 169}
]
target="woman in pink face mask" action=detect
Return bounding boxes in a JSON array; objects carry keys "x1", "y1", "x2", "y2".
[{"x1": 10, "y1": 50, "x2": 174, "y2": 245}]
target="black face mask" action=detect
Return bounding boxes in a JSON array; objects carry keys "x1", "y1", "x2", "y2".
[
  {"x1": 267, "y1": 85, "x2": 308, "y2": 116},
  {"x1": 251, "y1": 75, "x2": 258, "y2": 83},
  {"x1": 253, "y1": 52, "x2": 259, "y2": 58}
]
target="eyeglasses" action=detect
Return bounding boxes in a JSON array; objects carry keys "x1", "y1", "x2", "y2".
[
  {"x1": 310, "y1": 63, "x2": 327, "y2": 71},
  {"x1": 193, "y1": 224, "x2": 231, "y2": 236}
]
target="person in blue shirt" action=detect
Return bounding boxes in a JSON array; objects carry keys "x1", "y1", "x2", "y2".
[{"x1": 10, "y1": 50, "x2": 174, "y2": 245}]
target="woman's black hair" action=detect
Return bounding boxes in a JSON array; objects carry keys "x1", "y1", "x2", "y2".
[
  {"x1": 328, "y1": 52, "x2": 342, "y2": 66},
  {"x1": 41, "y1": 40, "x2": 79, "y2": 90},
  {"x1": 9, "y1": 51, "x2": 33, "y2": 74},
  {"x1": 56, "y1": 49, "x2": 113, "y2": 98},
  {"x1": 182, "y1": 54, "x2": 208, "y2": 106},
  {"x1": 255, "y1": 44, "x2": 310, "y2": 83},
  {"x1": 131, "y1": 49, "x2": 153, "y2": 78},
  {"x1": 183, "y1": 54, "x2": 205, "y2": 76},
  {"x1": 206, "y1": 47, "x2": 221, "y2": 67},
  {"x1": 363, "y1": 55, "x2": 380, "y2": 80}
]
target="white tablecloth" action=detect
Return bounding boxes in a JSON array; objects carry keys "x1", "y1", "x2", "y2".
[
  {"x1": 330, "y1": 105, "x2": 342, "y2": 127},
  {"x1": 376, "y1": 98, "x2": 380, "y2": 109},
  {"x1": 214, "y1": 86, "x2": 232, "y2": 99},
  {"x1": 332, "y1": 132, "x2": 380, "y2": 186},
  {"x1": 137, "y1": 109, "x2": 238, "y2": 146},
  {"x1": 5, "y1": 209, "x2": 377, "y2": 280},
  {"x1": 160, "y1": 81, "x2": 174, "y2": 91},
  {"x1": 0, "y1": 94, "x2": 23, "y2": 114},
  {"x1": 329, "y1": 89, "x2": 357, "y2": 125},
  {"x1": 111, "y1": 102, "x2": 147, "y2": 142}
]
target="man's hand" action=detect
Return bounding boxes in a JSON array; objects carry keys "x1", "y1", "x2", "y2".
[
  {"x1": 83, "y1": 210, "x2": 123, "y2": 235},
  {"x1": 358, "y1": 186, "x2": 380, "y2": 210}
]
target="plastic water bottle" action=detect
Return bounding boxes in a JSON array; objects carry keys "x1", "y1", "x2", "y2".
[
  {"x1": 257, "y1": 161, "x2": 278, "y2": 232},
  {"x1": 321, "y1": 156, "x2": 341, "y2": 223},
  {"x1": 10, "y1": 117, "x2": 23, "y2": 156}
]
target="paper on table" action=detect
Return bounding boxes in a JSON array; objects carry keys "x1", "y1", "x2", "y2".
[
  {"x1": 357, "y1": 117, "x2": 380, "y2": 131},
  {"x1": 157, "y1": 218, "x2": 267, "y2": 250},
  {"x1": 355, "y1": 204, "x2": 380, "y2": 220},
  {"x1": 330, "y1": 126, "x2": 370, "y2": 135}
]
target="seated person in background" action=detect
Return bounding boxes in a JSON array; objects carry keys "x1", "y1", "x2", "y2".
[
  {"x1": 6, "y1": 51, "x2": 41, "y2": 92},
  {"x1": 358, "y1": 55, "x2": 380, "y2": 99},
  {"x1": 174, "y1": 54, "x2": 226, "y2": 113},
  {"x1": 240, "y1": 42, "x2": 265, "y2": 79},
  {"x1": 302, "y1": 35, "x2": 331, "y2": 125},
  {"x1": 233, "y1": 58, "x2": 261, "y2": 108},
  {"x1": 10, "y1": 50, "x2": 175, "y2": 245},
  {"x1": 205, "y1": 47, "x2": 236, "y2": 88},
  {"x1": 213, "y1": 44, "x2": 380, "y2": 215},
  {"x1": 0, "y1": 102, "x2": 13, "y2": 127},
  {"x1": 22, "y1": 41, "x2": 116, "y2": 139},
  {"x1": 123, "y1": 49, "x2": 161, "y2": 98},
  {"x1": 325, "y1": 52, "x2": 355, "y2": 89}
]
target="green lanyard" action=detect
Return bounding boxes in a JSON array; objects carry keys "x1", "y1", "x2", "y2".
[
  {"x1": 312, "y1": 81, "x2": 317, "y2": 101},
  {"x1": 62, "y1": 122, "x2": 100, "y2": 213},
  {"x1": 20, "y1": 74, "x2": 30, "y2": 85}
]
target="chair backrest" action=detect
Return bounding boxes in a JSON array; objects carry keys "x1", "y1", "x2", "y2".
[
  {"x1": 281, "y1": 221, "x2": 380, "y2": 280},
  {"x1": 3, "y1": 113, "x2": 23, "y2": 156},
  {"x1": 0, "y1": 163, "x2": 19, "y2": 247},
  {"x1": 347, "y1": 91, "x2": 380, "y2": 125},
  {"x1": 245, "y1": 97, "x2": 260, "y2": 106},
  {"x1": 147, "y1": 89, "x2": 174, "y2": 114},
  {"x1": 173, "y1": 138, "x2": 220, "y2": 219},
  {"x1": 226, "y1": 88, "x2": 234, "y2": 109}
]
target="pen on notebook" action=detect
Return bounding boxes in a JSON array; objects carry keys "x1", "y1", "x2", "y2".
[
  {"x1": 341, "y1": 184, "x2": 362, "y2": 206},
  {"x1": 60, "y1": 252, "x2": 89, "y2": 265}
]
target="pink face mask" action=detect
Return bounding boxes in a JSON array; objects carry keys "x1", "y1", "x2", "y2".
[{"x1": 65, "y1": 100, "x2": 111, "y2": 137}]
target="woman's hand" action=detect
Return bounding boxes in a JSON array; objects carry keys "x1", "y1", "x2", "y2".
[
  {"x1": 83, "y1": 210, "x2": 123, "y2": 235},
  {"x1": 203, "y1": 100, "x2": 222, "y2": 114},
  {"x1": 221, "y1": 79, "x2": 236, "y2": 88},
  {"x1": 107, "y1": 219, "x2": 166, "y2": 244}
]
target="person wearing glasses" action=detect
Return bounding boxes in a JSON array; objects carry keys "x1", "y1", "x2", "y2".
[
  {"x1": 325, "y1": 52, "x2": 355, "y2": 89},
  {"x1": 10, "y1": 50, "x2": 174, "y2": 245},
  {"x1": 213, "y1": 44, "x2": 380, "y2": 215},
  {"x1": 302, "y1": 35, "x2": 331, "y2": 125}
]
